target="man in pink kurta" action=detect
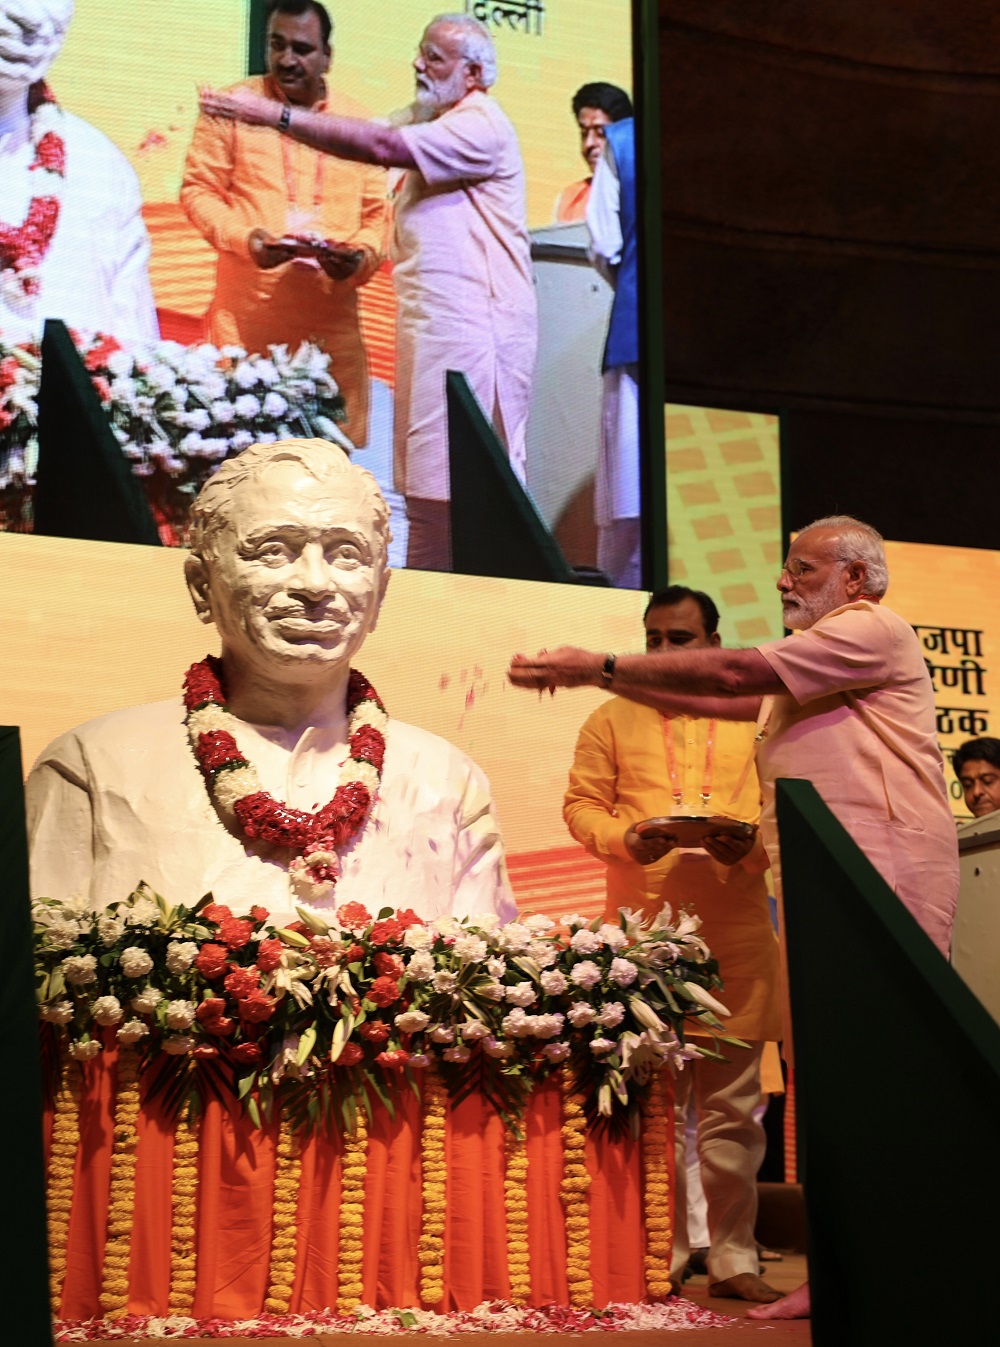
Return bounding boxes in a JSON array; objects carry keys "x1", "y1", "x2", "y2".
[{"x1": 199, "y1": 14, "x2": 537, "y2": 573}]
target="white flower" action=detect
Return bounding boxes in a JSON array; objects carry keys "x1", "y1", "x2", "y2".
[
  {"x1": 234, "y1": 393, "x2": 261, "y2": 419},
  {"x1": 452, "y1": 934, "x2": 488, "y2": 963},
  {"x1": 442, "y1": 1044, "x2": 471, "y2": 1063},
  {"x1": 479, "y1": 980, "x2": 506, "y2": 1002},
  {"x1": 590, "y1": 1037, "x2": 616, "y2": 1056},
  {"x1": 117, "y1": 1019, "x2": 149, "y2": 1046},
  {"x1": 570, "y1": 960, "x2": 601, "y2": 990},
  {"x1": 405, "y1": 951, "x2": 435, "y2": 982},
  {"x1": 97, "y1": 914, "x2": 126, "y2": 946},
  {"x1": 460, "y1": 1020, "x2": 489, "y2": 1041},
  {"x1": 233, "y1": 360, "x2": 258, "y2": 389},
  {"x1": 120, "y1": 946, "x2": 154, "y2": 978},
  {"x1": 146, "y1": 362, "x2": 177, "y2": 392},
  {"x1": 208, "y1": 399, "x2": 236, "y2": 425},
  {"x1": 540, "y1": 970, "x2": 567, "y2": 996},
  {"x1": 494, "y1": 922, "x2": 530, "y2": 953},
  {"x1": 165, "y1": 941, "x2": 199, "y2": 975},
  {"x1": 394, "y1": 1009, "x2": 430, "y2": 1033},
  {"x1": 595, "y1": 1001, "x2": 626, "y2": 1027},
  {"x1": 597, "y1": 923, "x2": 629, "y2": 951},
  {"x1": 609, "y1": 958, "x2": 638, "y2": 987},
  {"x1": 433, "y1": 916, "x2": 461, "y2": 940},
  {"x1": 523, "y1": 913, "x2": 554, "y2": 934},
  {"x1": 181, "y1": 407, "x2": 211, "y2": 432},
  {"x1": 428, "y1": 1024, "x2": 455, "y2": 1044},
  {"x1": 68, "y1": 1039, "x2": 101, "y2": 1061},
  {"x1": 165, "y1": 999, "x2": 197, "y2": 1031},
  {"x1": 681, "y1": 981, "x2": 731, "y2": 1018},
  {"x1": 504, "y1": 981, "x2": 536, "y2": 1008},
  {"x1": 254, "y1": 358, "x2": 280, "y2": 386},
  {"x1": 40, "y1": 1000, "x2": 74, "y2": 1025},
  {"x1": 468, "y1": 913, "x2": 500, "y2": 933},
  {"x1": 130, "y1": 986, "x2": 163, "y2": 1014},
  {"x1": 407, "y1": 1052, "x2": 430, "y2": 1068},
  {"x1": 404, "y1": 925, "x2": 434, "y2": 951},
  {"x1": 531, "y1": 1012, "x2": 565, "y2": 1039},
  {"x1": 527, "y1": 940, "x2": 557, "y2": 968},
  {"x1": 262, "y1": 391, "x2": 288, "y2": 418},
  {"x1": 197, "y1": 371, "x2": 227, "y2": 401},
  {"x1": 432, "y1": 971, "x2": 458, "y2": 994},
  {"x1": 106, "y1": 350, "x2": 133, "y2": 377},
  {"x1": 542, "y1": 1041, "x2": 571, "y2": 1062},
  {"x1": 571, "y1": 928, "x2": 604, "y2": 955},
  {"x1": 92, "y1": 995, "x2": 125, "y2": 1026},
  {"x1": 483, "y1": 1035, "x2": 514, "y2": 1059},
  {"x1": 567, "y1": 1001, "x2": 596, "y2": 1027},
  {"x1": 162, "y1": 1035, "x2": 196, "y2": 1056},
  {"x1": 485, "y1": 956, "x2": 507, "y2": 978},
  {"x1": 561, "y1": 913, "x2": 587, "y2": 929},
  {"x1": 62, "y1": 954, "x2": 98, "y2": 986},
  {"x1": 501, "y1": 1008, "x2": 530, "y2": 1038},
  {"x1": 229, "y1": 429, "x2": 254, "y2": 452},
  {"x1": 126, "y1": 898, "x2": 160, "y2": 927},
  {"x1": 45, "y1": 918, "x2": 82, "y2": 950}
]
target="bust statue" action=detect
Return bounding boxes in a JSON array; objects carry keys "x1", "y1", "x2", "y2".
[{"x1": 26, "y1": 438, "x2": 515, "y2": 924}]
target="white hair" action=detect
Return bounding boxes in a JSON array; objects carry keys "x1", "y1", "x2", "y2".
[
  {"x1": 189, "y1": 437, "x2": 392, "y2": 568},
  {"x1": 0, "y1": 0, "x2": 74, "y2": 86},
  {"x1": 431, "y1": 12, "x2": 497, "y2": 88},
  {"x1": 797, "y1": 514, "x2": 889, "y2": 598}
]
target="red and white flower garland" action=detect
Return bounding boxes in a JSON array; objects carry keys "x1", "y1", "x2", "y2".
[
  {"x1": 0, "y1": 83, "x2": 66, "y2": 308},
  {"x1": 183, "y1": 656, "x2": 387, "y2": 899}
]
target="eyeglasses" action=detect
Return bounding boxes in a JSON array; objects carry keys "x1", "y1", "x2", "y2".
[{"x1": 779, "y1": 556, "x2": 848, "y2": 580}]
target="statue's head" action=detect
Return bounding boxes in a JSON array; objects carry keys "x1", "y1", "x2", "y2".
[
  {"x1": 185, "y1": 438, "x2": 392, "y2": 682},
  {"x1": 0, "y1": 1, "x2": 74, "y2": 91}
]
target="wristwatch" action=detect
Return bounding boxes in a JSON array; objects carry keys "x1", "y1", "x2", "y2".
[
  {"x1": 278, "y1": 104, "x2": 292, "y2": 133},
  {"x1": 600, "y1": 653, "x2": 616, "y2": 688}
]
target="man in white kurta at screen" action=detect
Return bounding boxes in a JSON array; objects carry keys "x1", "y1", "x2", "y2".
[
  {"x1": 198, "y1": 12, "x2": 538, "y2": 574},
  {"x1": 26, "y1": 438, "x2": 516, "y2": 926},
  {"x1": 0, "y1": 0, "x2": 157, "y2": 346}
]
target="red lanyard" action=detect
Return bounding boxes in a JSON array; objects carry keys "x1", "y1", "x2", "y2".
[{"x1": 660, "y1": 715, "x2": 717, "y2": 810}]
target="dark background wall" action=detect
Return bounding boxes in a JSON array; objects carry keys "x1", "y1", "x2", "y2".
[{"x1": 659, "y1": 1, "x2": 1000, "y2": 548}]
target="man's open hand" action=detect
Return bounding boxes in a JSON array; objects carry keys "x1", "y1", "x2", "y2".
[{"x1": 508, "y1": 647, "x2": 603, "y2": 691}]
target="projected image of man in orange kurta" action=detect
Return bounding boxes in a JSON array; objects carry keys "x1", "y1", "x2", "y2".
[{"x1": 180, "y1": 0, "x2": 388, "y2": 447}]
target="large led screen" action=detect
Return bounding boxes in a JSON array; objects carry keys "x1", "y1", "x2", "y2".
[{"x1": 0, "y1": 0, "x2": 646, "y2": 587}]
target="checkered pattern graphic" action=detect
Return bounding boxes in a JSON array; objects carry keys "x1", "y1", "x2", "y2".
[{"x1": 665, "y1": 405, "x2": 783, "y2": 644}]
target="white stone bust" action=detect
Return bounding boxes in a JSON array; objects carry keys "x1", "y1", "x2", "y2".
[{"x1": 27, "y1": 438, "x2": 515, "y2": 924}]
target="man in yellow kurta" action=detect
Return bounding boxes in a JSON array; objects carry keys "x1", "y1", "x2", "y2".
[
  {"x1": 564, "y1": 585, "x2": 782, "y2": 1304},
  {"x1": 180, "y1": 0, "x2": 387, "y2": 447}
]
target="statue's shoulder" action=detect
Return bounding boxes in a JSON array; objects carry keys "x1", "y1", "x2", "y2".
[
  {"x1": 35, "y1": 698, "x2": 186, "y2": 767},
  {"x1": 384, "y1": 719, "x2": 483, "y2": 779}
]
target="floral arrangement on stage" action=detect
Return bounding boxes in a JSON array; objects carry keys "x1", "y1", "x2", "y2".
[
  {"x1": 35, "y1": 886, "x2": 741, "y2": 1136},
  {"x1": 0, "y1": 331, "x2": 346, "y2": 537}
]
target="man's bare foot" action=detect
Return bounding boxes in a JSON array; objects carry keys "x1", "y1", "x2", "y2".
[
  {"x1": 708, "y1": 1273, "x2": 781, "y2": 1303},
  {"x1": 746, "y1": 1279, "x2": 812, "y2": 1319}
]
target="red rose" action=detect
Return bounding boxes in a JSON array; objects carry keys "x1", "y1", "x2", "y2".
[
  {"x1": 374, "y1": 952, "x2": 405, "y2": 979},
  {"x1": 370, "y1": 919, "x2": 404, "y2": 946},
  {"x1": 336, "y1": 1042, "x2": 364, "y2": 1066},
  {"x1": 202, "y1": 903, "x2": 233, "y2": 924},
  {"x1": 33, "y1": 130, "x2": 66, "y2": 175},
  {"x1": 219, "y1": 916, "x2": 255, "y2": 950},
  {"x1": 359, "y1": 1020, "x2": 391, "y2": 1043},
  {"x1": 224, "y1": 966, "x2": 261, "y2": 999},
  {"x1": 233, "y1": 792, "x2": 313, "y2": 849},
  {"x1": 344, "y1": 943, "x2": 365, "y2": 965},
  {"x1": 367, "y1": 976, "x2": 401, "y2": 1009},
  {"x1": 192, "y1": 1044, "x2": 219, "y2": 1060},
  {"x1": 90, "y1": 375, "x2": 112, "y2": 404},
  {"x1": 196, "y1": 997, "x2": 228, "y2": 1023},
  {"x1": 203, "y1": 1015, "x2": 236, "y2": 1037},
  {"x1": 239, "y1": 989, "x2": 277, "y2": 1023},
  {"x1": 349, "y1": 724, "x2": 386, "y2": 772},
  {"x1": 283, "y1": 921, "x2": 308, "y2": 935},
  {"x1": 250, "y1": 905, "x2": 269, "y2": 924},
  {"x1": 195, "y1": 943, "x2": 230, "y2": 979},
  {"x1": 231, "y1": 1041, "x2": 263, "y2": 1066},
  {"x1": 337, "y1": 902, "x2": 372, "y2": 930},
  {"x1": 183, "y1": 657, "x2": 226, "y2": 711},
  {"x1": 256, "y1": 937, "x2": 285, "y2": 972},
  {"x1": 347, "y1": 670, "x2": 382, "y2": 707},
  {"x1": 308, "y1": 936, "x2": 341, "y2": 969},
  {"x1": 395, "y1": 909, "x2": 423, "y2": 930},
  {"x1": 375, "y1": 1048, "x2": 408, "y2": 1070}
]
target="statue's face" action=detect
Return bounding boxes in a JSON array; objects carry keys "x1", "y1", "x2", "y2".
[
  {"x1": 203, "y1": 462, "x2": 386, "y2": 678},
  {"x1": 0, "y1": 1, "x2": 73, "y2": 91}
]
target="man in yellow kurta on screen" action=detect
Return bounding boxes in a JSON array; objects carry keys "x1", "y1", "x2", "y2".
[
  {"x1": 564, "y1": 585, "x2": 782, "y2": 1305},
  {"x1": 181, "y1": 0, "x2": 388, "y2": 447}
]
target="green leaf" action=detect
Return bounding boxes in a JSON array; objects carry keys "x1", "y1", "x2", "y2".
[
  {"x1": 394, "y1": 1310, "x2": 418, "y2": 1328},
  {"x1": 297, "y1": 1025, "x2": 317, "y2": 1066},
  {"x1": 246, "y1": 1096, "x2": 262, "y2": 1128}
]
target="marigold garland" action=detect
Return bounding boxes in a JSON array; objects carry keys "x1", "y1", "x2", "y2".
[
  {"x1": 418, "y1": 1065, "x2": 447, "y2": 1307},
  {"x1": 169, "y1": 1117, "x2": 199, "y2": 1313},
  {"x1": 47, "y1": 1054, "x2": 82, "y2": 1311},
  {"x1": 337, "y1": 1101, "x2": 369, "y2": 1314},
  {"x1": 100, "y1": 1046, "x2": 140, "y2": 1318},
  {"x1": 641, "y1": 1069, "x2": 673, "y2": 1298},
  {"x1": 559, "y1": 1068, "x2": 593, "y2": 1308},
  {"x1": 265, "y1": 1114, "x2": 302, "y2": 1314},
  {"x1": 503, "y1": 1127, "x2": 530, "y2": 1305}
]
